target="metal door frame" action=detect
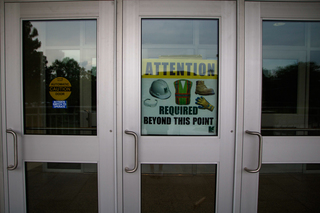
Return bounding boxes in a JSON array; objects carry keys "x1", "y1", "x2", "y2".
[{"x1": 0, "y1": 1, "x2": 116, "y2": 212}]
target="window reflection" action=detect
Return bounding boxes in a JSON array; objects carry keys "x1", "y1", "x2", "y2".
[
  {"x1": 46, "y1": 21, "x2": 81, "y2": 46},
  {"x1": 141, "y1": 164, "x2": 216, "y2": 213},
  {"x1": 259, "y1": 164, "x2": 320, "y2": 213},
  {"x1": 310, "y1": 22, "x2": 320, "y2": 47},
  {"x1": 262, "y1": 21, "x2": 320, "y2": 136},
  {"x1": 25, "y1": 162, "x2": 98, "y2": 212},
  {"x1": 262, "y1": 59, "x2": 298, "y2": 114},
  {"x1": 262, "y1": 21, "x2": 305, "y2": 46},
  {"x1": 142, "y1": 19, "x2": 194, "y2": 45},
  {"x1": 23, "y1": 20, "x2": 97, "y2": 135}
]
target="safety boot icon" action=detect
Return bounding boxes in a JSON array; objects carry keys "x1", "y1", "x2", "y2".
[{"x1": 195, "y1": 81, "x2": 215, "y2": 95}]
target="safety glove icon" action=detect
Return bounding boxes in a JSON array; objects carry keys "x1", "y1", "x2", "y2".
[{"x1": 195, "y1": 96, "x2": 214, "y2": 111}]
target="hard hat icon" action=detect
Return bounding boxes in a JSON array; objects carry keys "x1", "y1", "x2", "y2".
[{"x1": 149, "y1": 79, "x2": 171, "y2": 100}]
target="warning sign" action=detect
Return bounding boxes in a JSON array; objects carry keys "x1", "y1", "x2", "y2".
[
  {"x1": 142, "y1": 59, "x2": 217, "y2": 79},
  {"x1": 141, "y1": 58, "x2": 218, "y2": 136},
  {"x1": 49, "y1": 77, "x2": 72, "y2": 101}
]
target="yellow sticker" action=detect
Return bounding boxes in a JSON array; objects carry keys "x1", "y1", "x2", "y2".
[{"x1": 49, "y1": 77, "x2": 72, "y2": 101}]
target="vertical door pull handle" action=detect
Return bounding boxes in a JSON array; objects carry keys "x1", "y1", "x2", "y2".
[
  {"x1": 6, "y1": 129, "x2": 18, "y2": 170},
  {"x1": 125, "y1": 130, "x2": 138, "y2": 173},
  {"x1": 244, "y1": 130, "x2": 263, "y2": 173}
]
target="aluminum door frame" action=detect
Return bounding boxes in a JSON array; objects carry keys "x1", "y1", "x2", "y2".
[
  {"x1": 122, "y1": 1, "x2": 237, "y2": 212},
  {"x1": 240, "y1": 2, "x2": 320, "y2": 213},
  {"x1": 2, "y1": 1, "x2": 116, "y2": 212}
]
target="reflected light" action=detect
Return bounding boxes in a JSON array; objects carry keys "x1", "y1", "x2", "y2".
[{"x1": 273, "y1": 22, "x2": 286, "y2": 27}]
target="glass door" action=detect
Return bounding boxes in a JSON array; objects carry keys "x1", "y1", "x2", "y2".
[
  {"x1": 3, "y1": 2, "x2": 115, "y2": 212},
  {"x1": 122, "y1": 1, "x2": 236, "y2": 212},
  {"x1": 242, "y1": 2, "x2": 320, "y2": 212}
]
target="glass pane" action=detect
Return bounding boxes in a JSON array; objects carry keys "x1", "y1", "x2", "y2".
[
  {"x1": 262, "y1": 21, "x2": 320, "y2": 136},
  {"x1": 25, "y1": 162, "x2": 98, "y2": 212},
  {"x1": 23, "y1": 20, "x2": 97, "y2": 135},
  {"x1": 259, "y1": 164, "x2": 320, "y2": 213},
  {"x1": 142, "y1": 19, "x2": 194, "y2": 45},
  {"x1": 141, "y1": 164, "x2": 216, "y2": 213},
  {"x1": 310, "y1": 22, "x2": 320, "y2": 47},
  {"x1": 262, "y1": 21, "x2": 305, "y2": 46},
  {"x1": 262, "y1": 59, "x2": 298, "y2": 114},
  {"x1": 141, "y1": 19, "x2": 218, "y2": 136}
]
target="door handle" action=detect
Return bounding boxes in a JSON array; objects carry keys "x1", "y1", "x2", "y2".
[
  {"x1": 125, "y1": 130, "x2": 138, "y2": 173},
  {"x1": 6, "y1": 129, "x2": 18, "y2": 170},
  {"x1": 244, "y1": 130, "x2": 263, "y2": 173}
]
